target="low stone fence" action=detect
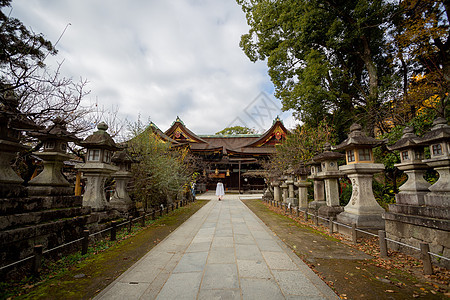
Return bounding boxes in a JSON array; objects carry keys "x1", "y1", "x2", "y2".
[
  {"x1": 263, "y1": 198, "x2": 450, "y2": 272},
  {"x1": 0, "y1": 197, "x2": 195, "y2": 279}
]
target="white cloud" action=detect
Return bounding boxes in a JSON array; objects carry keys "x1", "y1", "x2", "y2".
[{"x1": 9, "y1": 0, "x2": 295, "y2": 134}]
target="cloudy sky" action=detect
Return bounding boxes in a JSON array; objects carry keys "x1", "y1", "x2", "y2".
[{"x1": 8, "y1": 0, "x2": 296, "y2": 134}]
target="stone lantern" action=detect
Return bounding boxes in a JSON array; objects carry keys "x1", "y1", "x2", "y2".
[
  {"x1": 76, "y1": 122, "x2": 119, "y2": 210},
  {"x1": 110, "y1": 148, "x2": 136, "y2": 212},
  {"x1": 312, "y1": 143, "x2": 345, "y2": 217},
  {"x1": 334, "y1": 123, "x2": 385, "y2": 228},
  {"x1": 387, "y1": 127, "x2": 430, "y2": 205},
  {"x1": 294, "y1": 165, "x2": 311, "y2": 209},
  {"x1": 28, "y1": 118, "x2": 80, "y2": 196},
  {"x1": 285, "y1": 168, "x2": 297, "y2": 205},
  {"x1": 0, "y1": 93, "x2": 38, "y2": 197},
  {"x1": 414, "y1": 117, "x2": 450, "y2": 207},
  {"x1": 307, "y1": 159, "x2": 326, "y2": 209},
  {"x1": 272, "y1": 180, "x2": 281, "y2": 202}
]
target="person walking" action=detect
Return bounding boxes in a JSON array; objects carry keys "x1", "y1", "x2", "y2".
[{"x1": 215, "y1": 180, "x2": 225, "y2": 201}]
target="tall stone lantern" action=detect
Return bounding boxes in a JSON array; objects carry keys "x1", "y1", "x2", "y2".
[
  {"x1": 0, "y1": 93, "x2": 38, "y2": 197},
  {"x1": 414, "y1": 117, "x2": 450, "y2": 207},
  {"x1": 387, "y1": 127, "x2": 430, "y2": 205},
  {"x1": 77, "y1": 122, "x2": 119, "y2": 210},
  {"x1": 28, "y1": 118, "x2": 80, "y2": 196},
  {"x1": 334, "y1": 123, "x2": 385, "y2": 228},
  {"x1": 313, "y1": 143, "x2": 345, "y2": 217},
  {"x1": 307, "y1": 160, "x2": 326, "y2": 209},
  {"x1": 110, "y1": 148, "x2": 136, "y2": 212}
]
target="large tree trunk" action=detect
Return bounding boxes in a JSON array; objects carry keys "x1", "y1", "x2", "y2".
[{"x1": 360, "y1": 36, "x2": 379, "y2": 137}]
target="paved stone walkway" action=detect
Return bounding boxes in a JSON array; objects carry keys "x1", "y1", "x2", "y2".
[{"x1": 95, "y1": 194, "x2": 338, "y2": 299}]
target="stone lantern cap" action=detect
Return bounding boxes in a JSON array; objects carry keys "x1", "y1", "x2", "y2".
[
  {"x1": 312, "y1": 142, "x2": 345, "y2": 162},
  {"x1": 293, "y1": 163, "x2": 309, "y2": 176},
  {"x1": 413, "y1": 117, "x2": 450, "y2": 146},
  {"x1": 1, "y1": 93, "x2": 41, "y2": 138},
  {"x1": 387, "y1": 127, "x2": 420, "y2": 151},
  {"x1": 31, "y1": 118, "x2": 79, "y2": 143},
  {"x1": 79, "y1": 122, "x2": 120, "y2": 151},
  {"x1": 111, "y1": 148, "x2": 137, "y2": 164},
  {"x1": 333, "y1": 123, "x2": 385, "y2": 151}
]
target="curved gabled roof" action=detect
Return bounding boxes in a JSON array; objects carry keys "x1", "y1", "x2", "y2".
[
  {"x1": 149, "y1": 122, "x2": 180, "y2": 144},
  {"x1": 243, "y1": 116, "x2": 287, "y2": 148},
  {"x1": 164, "y1": 116, "x2": 208, "y2": 143}
]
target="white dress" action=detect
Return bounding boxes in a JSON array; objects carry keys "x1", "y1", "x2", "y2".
[{"x1": 215, "y1": 182, "x2": 225, "y2": 198}]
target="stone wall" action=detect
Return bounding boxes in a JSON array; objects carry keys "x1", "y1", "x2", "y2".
[
  {"x1": 384, "y1": 204, "x2": 449, "y2": 269},
  {"x1": 0, "y1": 194, "x2": 121, "y2": 279}
]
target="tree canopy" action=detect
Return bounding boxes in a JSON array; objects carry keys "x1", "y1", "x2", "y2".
[
  {"x1": 215, "y1": 125, "x2": 256, "y2": 135},
  {"x1": 236, "y1": 0, "x2": 449, "y2": 138}
]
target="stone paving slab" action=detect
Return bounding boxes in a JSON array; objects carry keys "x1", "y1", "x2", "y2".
[{"x1": 95, "y1": 194, "x2": 338, "y2": 299}]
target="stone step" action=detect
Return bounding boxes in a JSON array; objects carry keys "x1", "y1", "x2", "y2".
[
  {"x1": 0, "y1": 195, "x2": 82, "y2": 216},
  {"x1": 0, "y1": 206, "x2": 91, "y2": 231}
]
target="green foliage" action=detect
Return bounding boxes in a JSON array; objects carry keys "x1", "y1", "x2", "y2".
[
  {"x1": 127, "y1": 119, "x2": 192, "y2": 209},
  {"x1": 339, "y1": 179, "x2": 352, "y2": 206},
  {"x1": 266, "y1": 121, "x2": 335, "y2": 177},
  {"x1": 215, "y1": 126, "x2": 256, "y2": 135},
  {"x1": 237, "y1": 0, "x2": 397, "y2": 135}
]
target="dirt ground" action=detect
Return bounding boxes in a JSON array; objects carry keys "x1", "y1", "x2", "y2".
[
  {"x1": 8, "y1": 200, "x2": 207, "y2": 300},
  {"x1": 243, "y1": 199, "x2": 449, "y2": 300}
]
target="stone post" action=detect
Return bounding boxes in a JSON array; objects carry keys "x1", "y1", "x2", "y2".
[
  {"x1": 76, "y1": 123, "x2": 119, "y2": 210},
  {"x1": 334, "y1": 123, "x2": 385, "y2": 229}
]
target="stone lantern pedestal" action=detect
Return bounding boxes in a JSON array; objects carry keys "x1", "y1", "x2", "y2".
[
  {"x1": 334, "y1": 123, "x2": 385, "y2": 228},
  {"x1": 337, "y1": 163, "x2": 385, "y2": 227},
  {"x1": 77, "y1": 123, "x2": 119, "y2": 210}
]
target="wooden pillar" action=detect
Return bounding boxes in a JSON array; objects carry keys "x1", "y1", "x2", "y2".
[
  {"x1": 238, "y1": 161, "x2": 241, "y2": 194},
  {"x1": 75, "y1": 171, "x2": 82, "y2": 196}
]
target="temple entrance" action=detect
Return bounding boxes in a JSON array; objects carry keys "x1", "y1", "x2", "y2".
[{"x1": 150, "y1": 116, "x2": 288, "y2": 193}]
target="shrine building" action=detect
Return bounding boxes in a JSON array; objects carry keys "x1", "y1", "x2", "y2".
[{"x1": 150, "y1": 116, "x2": 288, "y2": 192}]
